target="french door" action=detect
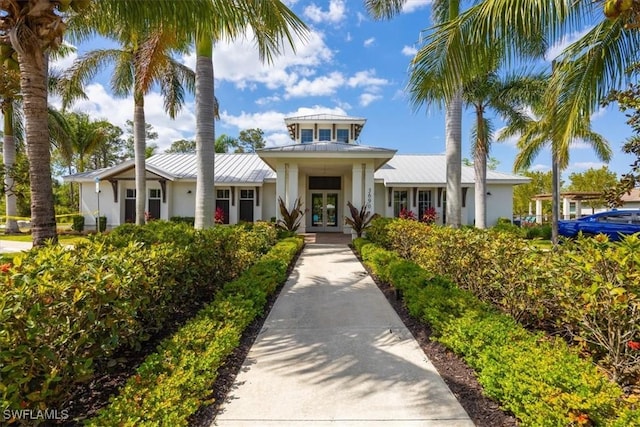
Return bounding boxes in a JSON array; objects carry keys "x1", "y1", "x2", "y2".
[{"x1": 310, "y1": 192, "x2": 339, "y2": 232}]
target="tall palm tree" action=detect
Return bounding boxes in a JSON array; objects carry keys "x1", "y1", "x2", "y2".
[
  {"x1": 366, "y1": 0, "x2": 464, "y2": 227},
  {"x1": 55, "y1": 111, "x2": 111, "y2": 173},
  {"x1": 1, "y1": 43, "x2": 21, "y2": 234},
  {"x1": 189, "y1": 1, "x2": 308, "y2": 229},
  {"x1": 0, "y1": 0, "x2": 78, "y2": 245},
  {"x1": 63, "y1": 27, "x2": 195, "y2": 225},
  {"x1": 461, "y1": 71, "x2": 546, "y2": 228}
]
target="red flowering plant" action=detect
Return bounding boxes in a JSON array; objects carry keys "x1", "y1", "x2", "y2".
[
  {"x1": 399, "y1": 208, "x2": 416, "y2": 220},
  {"x1": 0, "y1": 263, "x2": 11, "y2": 274},
  {"x1": 214, "y1": 207, "x2": 225, "y2": 224},
  {"x1": 628, "y1": 341, "x2": 640, "y2": 351},
  {"x1": 420, "y1": 207, "x2": 438, "y2": 225}
]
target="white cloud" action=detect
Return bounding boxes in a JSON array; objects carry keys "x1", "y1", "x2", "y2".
[
  {"x1": 363, "y1": 37, "x2": 375, "y2": 47},
  {"x1": 221, "y1": 105, "x2": 349, "y2": 146},
  {"x1": 568, "y1": 161, "x2": 608, "y2": 171},
  {"x1": 182, "y1": 29, "x2": 334, "y2": 92},
  {"x1": 530, "y1": 163, "x2": 550, "y2": 172},
  {"x1": 402, "y1": 0, "x2": 432, "y2": 13},
  {"x1": 347, "y1": 69, "x2": 388, "y2": 90},
  {"x1": 590, "y1": 106, "x2": 608, "y2": 120},
  {"x1": 255, "y1": 95, "x2": 282, "y2": 106},
  {"x1": 545, "y1": 27, "x2": 593, "y2": 61},
  {"x1": 285, "y1": 71, "x2": 346, "y2": 98},
  {"x1": 401, "y1": 45, "x2": 417, "y2": 56},
  {"x1": 304, "y1": 0, "x2": 346, "y2": 24},
  {"x1": 360, "y1": 93, "x2": 382, "y2": 106},
  {"x1": 61, "y1": 83, "x2": 197, "y2": 152}
]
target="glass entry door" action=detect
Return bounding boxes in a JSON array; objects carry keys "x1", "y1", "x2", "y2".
[{"x1": 310, "y1": 192, "x2": 339, "y2": 231}]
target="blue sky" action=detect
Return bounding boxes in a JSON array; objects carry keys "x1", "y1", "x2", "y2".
[{"x1": 50, "y1": 0, "x2": 638, "y2": 178}]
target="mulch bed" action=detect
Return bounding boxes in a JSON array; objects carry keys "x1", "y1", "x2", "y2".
[{"x1": 191, "y1": 244, "x2": 519, "y2": 427}]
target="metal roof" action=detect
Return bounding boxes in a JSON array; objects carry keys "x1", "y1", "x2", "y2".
[
  {"x1": 375, "y1": 155, "x2": 530, "y2": 185},
  {"x1": 258, "y1": 142, "x2": 395, "y2": 153},
  {"x1": 284, "y1": 114, "x2": 366, "y2": 122},
  {"x1": 64, "y1": 153, "x2": 528, "y2": 186}
]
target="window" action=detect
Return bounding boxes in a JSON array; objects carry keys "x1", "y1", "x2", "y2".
[
  {"x1": 418, "y1": 190, "x2": 432, "y2": 219},
  {"x1": 337, "y1": 129, "x2": 349, "y2": 143},
  {"x1": 240, "y1": 189, "x2": 254, "y2": 199},
  {"x1": 216, "y1": 189, "x2": 230, "y2": 224},
  {"x1": 393, "y1": 190, "x2": 408, "y2": 217},
  {"x1": 126, "y1": 189, "x2": 136, "y2": 198},
  {"x1": 149, "y1": 189, "x2": 161, "y2": 199},
  {"x1": 318, "y1": 129, "x2": 331, "y2": 141},
  {"x1": 301, "y1": 129, "x2": 313, "y2": 143}
]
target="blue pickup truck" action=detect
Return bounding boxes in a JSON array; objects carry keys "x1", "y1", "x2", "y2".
[{"x1": 558, "y1": 209, "x2": 640, "y2": 241}]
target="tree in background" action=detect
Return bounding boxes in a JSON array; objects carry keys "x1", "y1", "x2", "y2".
[
  {"x1": 0, "y1": 41, "x2": 21, "y2": 233},
  {"x1": 463, "y1": 157, "x2": 500, "y2": 170},
  {"x1": 235, "y1": 128, "x2": 266, "y2": 153},
  {"x1": 368, "y1": 0, "x2": 467, "y2": 228},
  {"x1": 215, "y1": 134, "x2": 238, "y2": 153},
  {"x1": 165, "y1": 139, "x2": 195, "y2": 154},
  {"x1": 63, "y1": 27, "x2": 195, "y2": 225},
  {"x1": 87, "y1": 122, "x2": 126, "y2": 169},
  {"x1": 123, "y1": 120, "x2": 158, "y2": 159},
  {"x1": 567, "y1": 167, "x2": 618, "y2": 212},
  {"x1": 513, "y1": 170, "x2": 554, "y2": 218}
]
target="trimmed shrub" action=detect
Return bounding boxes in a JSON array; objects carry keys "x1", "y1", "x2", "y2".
[
  {"x1": 353, "y1": 241, "x2": 632, "y2": 426},
  {"x1": 0, "y1": 221, "x2": 279, "y2": 411},
  {"x1": 170, "y1": 216, "x2": 195, "y2": 226},
  {"x1": 71, "y1": 214, "x2": 85, "y2": 232},
  {"x1": 87, "y1": 237, "x2": 303, "y2": 426}
]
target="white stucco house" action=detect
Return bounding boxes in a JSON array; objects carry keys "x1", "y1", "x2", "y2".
[{"x1": 64, "y1": 113, "x2": 529, "y2": 232}]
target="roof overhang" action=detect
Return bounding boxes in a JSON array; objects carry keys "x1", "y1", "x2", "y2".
[
  {"x1": 258, "y1": 144, "x2": 396, "y2": 171},
  {"x1": 63, "y1": 160, "x2": 176, "y2": 183}
]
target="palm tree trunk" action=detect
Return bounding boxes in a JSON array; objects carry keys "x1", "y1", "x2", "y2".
[
  {"x1": 474, "y1": 113, "x2": 487, "y2": 229},
  {"x1": 445, "y1": 92, "x2": 462, "y2": 228},
  {"x1": 194, "y1": 35, "x2": 215, "y2": 229},
  {"x1": 19, "y1": 49, "x2": 57, "y2": 245},
  {"x1": 551, "y1": 146, "x2": 560, "y2": 244},
  {"x1": 134, "y1": 94, "x2": 146, "y2": 225},
  {"x1": 2, "y1": 105, "x2": 19, "y2": 234}
]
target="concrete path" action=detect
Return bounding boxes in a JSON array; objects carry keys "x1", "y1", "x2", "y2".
[
  {"x1": 213, "y1": 242, "x2": 473, "y2": 426},
  {"x1": 0, "y1": 240, "x2": 32, "y2": 253}
]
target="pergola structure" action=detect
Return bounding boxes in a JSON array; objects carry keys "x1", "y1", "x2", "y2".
[{"x1": 531, "y1": 192, "x2": 603, "y2": 223}]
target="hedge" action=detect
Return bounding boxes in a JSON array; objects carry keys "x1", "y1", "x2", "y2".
[
  {"x1": 353, "y1": 239, "x2": 640, "y2": 426},
  {"x1": 0, "y1": 221, "x2": 278, "y2": 412},
  {"x1": 87, "y1": 237, "x2": 303, "y2": 426},
  {"x1": 364, "y1": 218, "x2": 640, "y2": 386}
]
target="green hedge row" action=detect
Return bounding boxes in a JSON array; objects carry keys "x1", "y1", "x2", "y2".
[
  {"x1": 364, "y1": 218, "x2": 640, "y2": 386},
  {"x1": 0, "y1": 221, "x2": 277, "y2": 411},
  {"x1": 87, "y1": 237, "x2": 303, "y2": 426},
  {"x1": 354, "y1": 239, "x2": 639, "y2": 426}
]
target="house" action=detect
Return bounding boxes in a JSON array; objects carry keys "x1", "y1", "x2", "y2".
[{"x1": 64, "y1": 113, "x2": 529, "y2": 232}]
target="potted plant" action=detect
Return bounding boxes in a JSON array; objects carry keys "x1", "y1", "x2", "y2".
[{"x1": 345, "y1": 201, "x2": 379, "y2": 239}]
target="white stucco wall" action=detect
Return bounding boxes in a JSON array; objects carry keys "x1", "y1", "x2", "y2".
[
  {"x1": 262, "y1": 182, "x2": 277, "y2": 222},
  {"x1": 171, "y1": 182, "x2": 196, "y2": 218},
  {"x1": 485, "y1": 184, "x2": 514, "y2": 226}
]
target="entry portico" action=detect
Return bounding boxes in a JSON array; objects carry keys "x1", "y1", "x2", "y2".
[{"x1": 258, "y1": 115, "x2": 395, "y2": 233}]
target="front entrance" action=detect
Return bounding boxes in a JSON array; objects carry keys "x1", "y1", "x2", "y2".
[{"x1": 309, "y1": 192, "x2": 339, "y2": 232}]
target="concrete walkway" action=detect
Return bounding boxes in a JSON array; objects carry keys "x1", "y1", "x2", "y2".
[{"x1": 213, "y1": 242, "x2": 473, "y2": 426}]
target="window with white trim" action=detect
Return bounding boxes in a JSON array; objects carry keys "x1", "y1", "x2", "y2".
[
  {"x1": 318, "y1": 129, "x2": 331, "y2": 141},
  {"x1": 418, "y1": 190, "x2": 433, "y2": 219},
  {"x1": 337, "y1": 128, "x2": 349, "y2": 143},
  {"x1": 301, "y1": 129, "x2": 313, "y2": 143}
]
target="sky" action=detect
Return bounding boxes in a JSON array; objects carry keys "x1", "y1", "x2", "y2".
[{"x1": 49, "y1": 0, "x2": 638, "y2": 179}]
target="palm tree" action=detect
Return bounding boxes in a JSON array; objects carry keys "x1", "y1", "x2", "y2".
[
  {"x1": 499, "y1": 80, "x2": 612, "y2": 243},
  {"x1": 63, "y1": 27, "x2": 195, "y2": 225},
  {"x1": 1, "y1": 43, "x2": 21, "y2": 234},
  {"x1": 55, "y1": 111, "x2": 111, "y2": 173},
  {"x1": 461, "y1": 71, "x2": 546, "y2": 228},
  {"x1": 188, "y1": 1, "x2": 308, "y2": 229},
  {"x1": 0, "y1": 0, "x2": 79, "y2": 245},
  {"x1": 365, "y1": 0, "x2": 464, "y2": 227}
]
